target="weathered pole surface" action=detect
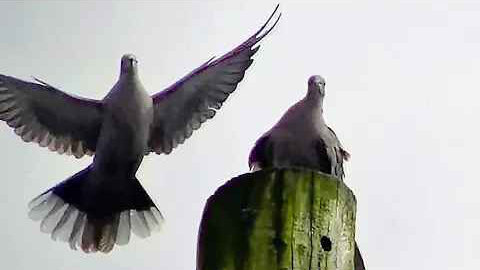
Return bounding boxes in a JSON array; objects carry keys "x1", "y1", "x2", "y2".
[{"x1": 197, "y1": 168, "x2": 357, "y2": 270}]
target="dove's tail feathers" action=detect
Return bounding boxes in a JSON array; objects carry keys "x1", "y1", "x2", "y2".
[{"x1": 28, "y1": 166, "x2": 164, "y2": 253}]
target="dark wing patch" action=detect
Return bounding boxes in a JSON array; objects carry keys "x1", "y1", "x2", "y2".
[
  {"x1": 332, "y1": 146, "x2": 345, "y2": 180},
  {"x1": 325, "y1": 125, "x2": 350, "y2": 180},
  {"x1": 248, "y1": 134, "x2": 274, "y2": 170},
  {"x1": 327, "y1": 125, "x2": 350, "y2": 161}
]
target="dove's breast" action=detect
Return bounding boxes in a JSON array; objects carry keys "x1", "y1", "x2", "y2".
[
  {"x1": 94, "y1": 78, "x2": 153, "y2": 175},
  {"x1": 104, "y1": 81, "x2": 153, "y2": 131},
  {"x1": 265, "y1": 98, "x2": 327, "y2": 169}
]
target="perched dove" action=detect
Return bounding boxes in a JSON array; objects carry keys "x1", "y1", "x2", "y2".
[
  {"x1": 248, "y1": 75, "x2": 366, "y2": 270},
  {"x1": 0, "y1": 6, "x2": 280, "y2": 253}
]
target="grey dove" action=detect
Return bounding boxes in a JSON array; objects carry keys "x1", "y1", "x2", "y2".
[
  {"x1": 248, "y1": 75, "x2": 366, "y2": 270},
  {"x1": 0, "y1": 6, "x2": 280, "y2": 253}
]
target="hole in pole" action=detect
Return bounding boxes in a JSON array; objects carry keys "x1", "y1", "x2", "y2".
[{"x1": 320, "y1": 236, "x2": 332, "y2": 251}]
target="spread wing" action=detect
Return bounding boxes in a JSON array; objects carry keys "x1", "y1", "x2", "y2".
[
  {"x1": 0, "y1": 75, "x2": 103, "y2": 158},
  {"x1": 148, "y1": 5, "x2": 281, "y2": 155}
]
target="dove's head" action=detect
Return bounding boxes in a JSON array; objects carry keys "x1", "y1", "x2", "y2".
[
  {"x1": 120, "y1": 54, "x2": 138, "y2": 75},
  {"x1": 308, "y1": 75, "x2": 326, "y2": 97}
]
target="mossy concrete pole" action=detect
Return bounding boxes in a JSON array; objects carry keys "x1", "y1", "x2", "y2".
[{"x1": 197, "y1": 168, "x2": 357, "y2": 270}]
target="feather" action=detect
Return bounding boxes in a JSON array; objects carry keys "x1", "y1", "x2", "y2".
[{"x1": 148, "y1": 5, "x2": 280, "y2": 155}]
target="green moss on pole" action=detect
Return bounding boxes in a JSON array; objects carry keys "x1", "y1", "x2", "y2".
[{"x1": 197, "y1": 169, "x2": 357, "y2": 270}]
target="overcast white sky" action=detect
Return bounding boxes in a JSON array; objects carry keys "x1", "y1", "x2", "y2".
[{"x1": 0, "y1": 1, "x2": 479, "y2": 269}]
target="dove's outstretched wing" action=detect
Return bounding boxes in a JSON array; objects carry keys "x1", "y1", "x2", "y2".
[
  {"x1": 0, "y1": 75, "x2": 103, "y2": 158},
  {"x1": 148, "y1": 5, "x2": 281, "y2": 155}
]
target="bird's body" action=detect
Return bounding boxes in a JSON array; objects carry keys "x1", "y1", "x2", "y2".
[
  {"x1": 0, "y1": 6, "x2": 281, "y2": 253},
  {"x1": 254, "y1": 96, "x2": 326, "y2": 169},
  {"x1": 249, "y1": 75, "x2": 350, "y2": 179},
  {"x1": 96, "y1": 56, "x2": 153, "y2": 177},
  {"x1": 248, "y1": 75, "x2": 364, "y2": 270}
]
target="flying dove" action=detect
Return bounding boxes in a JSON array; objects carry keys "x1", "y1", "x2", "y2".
[
  {"x1": 0, "y1": 6, "x2": 281, "y2": 253},
  {"x1": 248, "y1": 75, "x2": 366, "y2": 270}
]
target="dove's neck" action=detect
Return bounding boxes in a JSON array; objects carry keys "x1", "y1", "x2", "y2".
[
  {"x1": 120, "y1": 65, "x2": 139, "y2": 79},
  {"x1": 114, "y1": 72, "x2": 144, "y2": 95},
  {"x1": 119, "y1": 70, "x2": 140, "y2": 83},
  {"x1": 306, "y1": 86, "x2": 324, "y2": 112}
]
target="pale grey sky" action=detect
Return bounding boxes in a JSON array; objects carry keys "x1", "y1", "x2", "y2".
[{"x1": 0, "y1": 1, "x2": 479, "y2": 270}]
